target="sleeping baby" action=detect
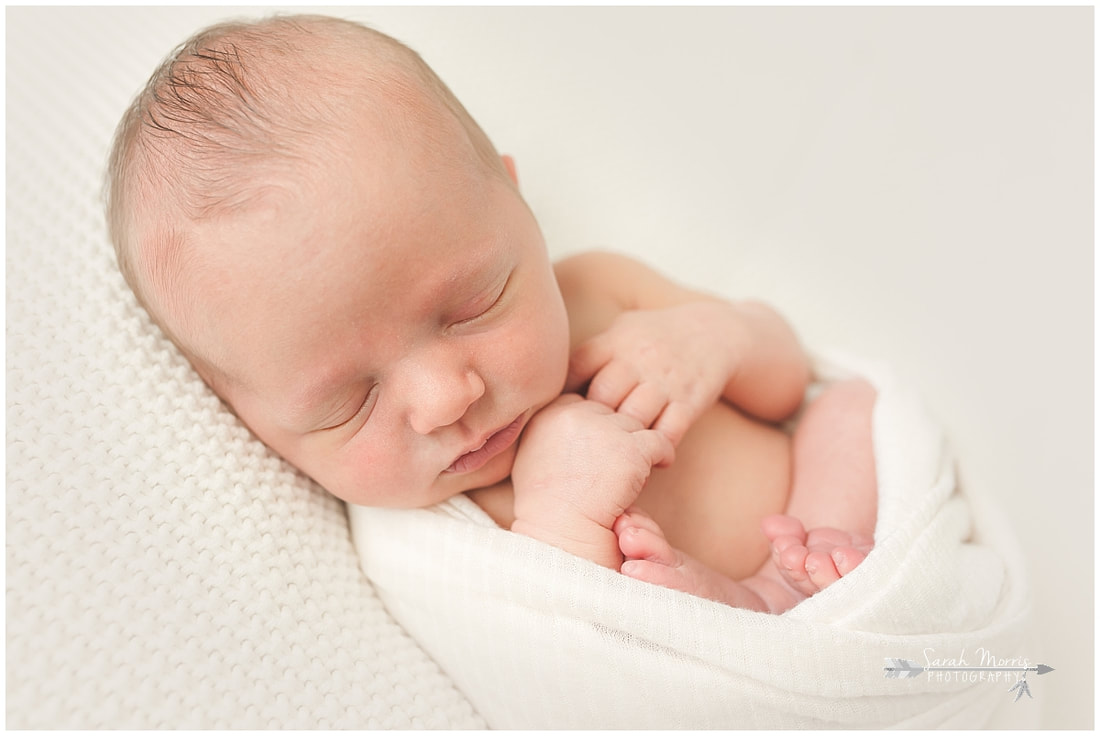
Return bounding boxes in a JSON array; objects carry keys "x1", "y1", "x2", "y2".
[{"x1": 106, "y1": 14, "x2": 878, "y2": 613}]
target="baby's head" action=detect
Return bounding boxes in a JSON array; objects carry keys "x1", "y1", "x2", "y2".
[{"x1": 106, "y1": 14, "x2": 570, "y2": 507}]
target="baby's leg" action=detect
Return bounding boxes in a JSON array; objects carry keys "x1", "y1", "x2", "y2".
[
  {"x1": 762, "y1": 378, "x2": 878, "y2": 593},
  {"x1": 616, "y1": 378, "x2": 878, "y2": 612},
  {"x1": 616, "y1": 508, "x2": 863, "y2": 613},
  {"x1": 616, "y1": 508, "x2": 774, "y2": 611}
]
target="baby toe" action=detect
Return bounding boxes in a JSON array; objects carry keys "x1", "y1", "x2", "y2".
[
  {"x1": 776, "y1": 542, "x2": 809, "y2": 579},
  {"x1": 621, "y1": 558, "x2": 693, "y2": 595},
  {"x1": 613, "y1": 506, "x2": 663, "y2": 537},
  {"x1": 830, "y1": 546, "x2": 867, "y2": 577},
  {"x1": 849, "y1": 531, "x2": 875, "y2": 552},
  {"x1": 760, "y1": 514, "x2": 806, "y2": 543},
  {"x1": 775, "y1": 546, "x2": 822, "y2": 597},
  {"x1": 805, "y1": 550, "x2": 841, "y2": 590},
  {"x1": 618, "y1": 524, "x2": 677, "y2": 566},
  {"x1": 769, "y1": 535, "x2": 805, "y2": 570},
  {"x1": 804, "y1": 527, "x2": 853, "y2": 551}
]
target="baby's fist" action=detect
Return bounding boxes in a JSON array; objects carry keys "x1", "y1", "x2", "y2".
[{"x1": 511, "y1": 394, "x2": 674, "y2": 532}]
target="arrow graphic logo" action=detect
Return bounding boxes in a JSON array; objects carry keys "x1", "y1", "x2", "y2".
[
  {"x1": 883, "y1": 658, "x2": 1054, "y2": 678},
  {"x1": 1008, "y1": 678, "x2": 1032, "y2": 702},
  {"x1": 884, "y1": 658, "x2": 1054, "y2": 702}
]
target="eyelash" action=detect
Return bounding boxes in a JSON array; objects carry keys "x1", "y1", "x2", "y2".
[
  {"x1": 325, "y1": 384, "x2": 379, "y2": 432},
  {"x1": 453, "y1": 274, "x2": 510, "y2": 327}
]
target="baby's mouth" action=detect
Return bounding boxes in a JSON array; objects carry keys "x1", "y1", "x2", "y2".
[{"x1": 444, "y1": 414, "x2": 525, "y2": 475}]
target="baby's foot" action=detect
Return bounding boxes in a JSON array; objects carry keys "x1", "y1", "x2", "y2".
[
  {"x1": 614, "y1": 507, "x2": 769, "y2": 611},
  {"x1": 760, "y1": 514, "x2": 873, "y2": 597}
]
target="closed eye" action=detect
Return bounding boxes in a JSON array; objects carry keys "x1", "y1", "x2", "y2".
[
  {"x1": 319, "y1": 384, "x2": 379, "y2": 432},
  {"x1": 450, "y1": 272, "x2": 511, "y2": 328}
]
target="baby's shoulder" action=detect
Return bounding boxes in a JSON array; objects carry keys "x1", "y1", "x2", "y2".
[
  {"x1": 553, "y1": 249, "x2": 697, "y2": 313},
  {"x1": 553, "y1": 250, "x2": 691, "y2": 347},
  {"x1": 553, "y1": 250, "x2": 660, "y2": 308}
]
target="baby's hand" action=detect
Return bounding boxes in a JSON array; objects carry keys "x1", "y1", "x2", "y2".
[
  {"x1": 567, "y1": 301, "x2": 738, "y2": 446},
  {"x1": 511, "y1": 394, "x2": 674, "y2": 568}
]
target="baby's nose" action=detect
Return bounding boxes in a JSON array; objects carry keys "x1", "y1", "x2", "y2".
[{"x1": 407, "y1": 363, "x2": 486, "y2": 435}]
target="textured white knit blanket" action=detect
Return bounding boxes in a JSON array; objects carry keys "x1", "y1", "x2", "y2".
[
  {"x1": 6, "y1": 9, "x2": 483, "y2": 728},
  {"x1": 349, "y1": 353, "x2": 1033, "y2": 729}
]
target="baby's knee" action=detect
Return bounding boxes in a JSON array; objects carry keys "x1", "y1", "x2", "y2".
[{"x1": 792, "y1": 378, "x2": 877, "y2": 459}]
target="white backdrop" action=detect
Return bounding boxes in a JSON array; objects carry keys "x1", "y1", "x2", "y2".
[{"x1": 7, "y1": 6, "x2": 1091, "y2": 728}]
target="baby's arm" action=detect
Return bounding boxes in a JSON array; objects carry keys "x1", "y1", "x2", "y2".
[
  {"x1": 558, "y1": 252, "x2": 810, "y2": 441},
  {"x1": 510, "y1": 253, "x2": 808, "y2": 573}
]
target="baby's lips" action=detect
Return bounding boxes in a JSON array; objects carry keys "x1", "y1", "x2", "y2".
[{"x1": 444, "y1": 414, "x2": 525, "y2": 474}]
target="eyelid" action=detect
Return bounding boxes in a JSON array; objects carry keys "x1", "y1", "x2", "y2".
[
  {"x1": 320, "y1": 384, "x2": 379, "y2": 432},
  {"x1": 452, "y1": 272, "x2": 511, "y2": 328}
]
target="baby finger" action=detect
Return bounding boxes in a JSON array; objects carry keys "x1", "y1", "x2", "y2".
[
  {"x1": 636, "y1": 427, "x2": 676, "y2": 469},
  {"x1": 565, "y1": 334, "x2": 613, "y2": 393},
  {"x1": 616, "y1": 381, "x2": 669, "y2": 428},
  {"x1": 586, "y1": 360, "x2": 639, "y2": 411},
  {"x1": 653, "y1": 400, "x2": 694, "y2": 447}
]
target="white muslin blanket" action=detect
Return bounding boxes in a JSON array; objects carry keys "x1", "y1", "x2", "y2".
[{"x1": 349, "y1": 353, "x2": 1032, "y2": 728}]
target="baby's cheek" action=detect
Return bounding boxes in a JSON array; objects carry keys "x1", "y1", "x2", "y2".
[
  {"x1": 513, "y1": 303, "x2": 568, "y2": 381},
  {"x1": 542, "y1": 319, "x2": 571, "y2": 391},
  {"x1": 322, "y1": 439, "x2": 400, "y2": 506},
  {"x1": 509, "y1": 331, "x2": 561, "y2": 393}
]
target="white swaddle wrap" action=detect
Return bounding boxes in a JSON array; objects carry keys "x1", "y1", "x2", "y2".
[{"x1": 349, "y1": 352, "x2": 1032, "y2": 728}]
